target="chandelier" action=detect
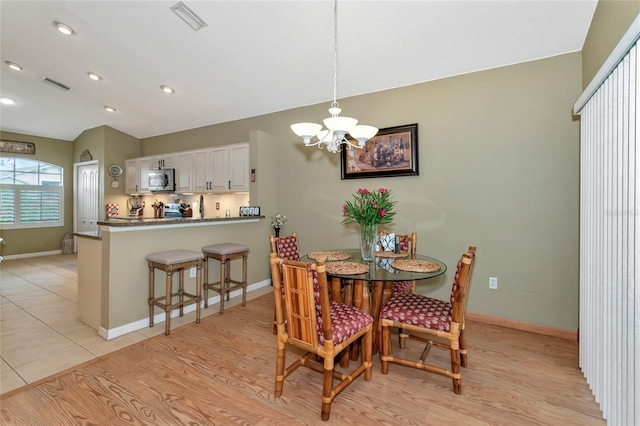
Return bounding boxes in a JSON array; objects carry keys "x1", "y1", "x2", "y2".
[{"x1": 290, "y1": 0, "x2": 378, "y2": 153}]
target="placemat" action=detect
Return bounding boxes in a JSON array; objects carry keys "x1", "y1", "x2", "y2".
[
  {"x1": 391, "y1": 259, "x2": 441, "y2": 273},
  {"x1": 325, "y1": 261, "x2": 369, "y2": 275},
  {"x1": 375, "y1": 251, "x2": 409, "y2": 259},
  {"x1": 307, "y1": 250, "x2": 350, "y2": 261}
]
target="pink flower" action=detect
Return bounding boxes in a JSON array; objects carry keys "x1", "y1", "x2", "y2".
[
  {"x1": 380, "y1": 209, "x2": 386, "y2": 217},
  {"x1": 379, "y1": 188, "x2": 387, "y2": 194},
  {"x1": 357, "y1": 188, "x2": 370, "y2": 195}
]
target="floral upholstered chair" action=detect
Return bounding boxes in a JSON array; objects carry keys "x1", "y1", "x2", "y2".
[
  {"x1": 269, "y1": 253, "x2": 373, "y2": 421},
  {"x1": 269, "y1": 233, "x2": 300, "y2": 334},
  {"x1": 271, "y1": 232, "x2": 300, "y2": 261},
  {"x1": 379, "y1": 246, "x2": 477, "y2": 394}
]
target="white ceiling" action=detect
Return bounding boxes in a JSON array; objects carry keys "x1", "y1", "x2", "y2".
[{"x1": 0, "y1": 1, "x2": 597, "y2": 142}]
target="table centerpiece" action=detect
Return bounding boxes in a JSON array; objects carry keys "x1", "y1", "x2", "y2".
[{"x1": 342, "y1": 188, "x2": 396, "y2": 261}]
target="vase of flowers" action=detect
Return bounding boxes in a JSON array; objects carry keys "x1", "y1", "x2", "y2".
[
  {"x1": 271, "y1": 213, "x2": 287, "y2": 237},
  {"x1": 342, "y1": 188, "x2": 396, "y2": 261}
]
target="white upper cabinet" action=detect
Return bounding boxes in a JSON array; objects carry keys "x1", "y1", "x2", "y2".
[
  {"x1": 210, "y1": 147, "x2": 229, "y2": 192},
  {"x1": 125, "y1": 157, "x2": 152, "y2": 194},
  {"x1": 125, "y1": 158, "x2": 139, "y2": 194},
  {"x1": 152, "y1": 154, "x2": 175, "y2": 170},
  {"x1": 210, "y1": 143, "x2": 249, "y2": 193},
  {"x1": 124, "y1": 143, "x2": 249, "y2": 195},
  {"x1": 175, "y1": 151, "x2": 194, "y2": 193},
  {"x1": 228, "y1": 143, "x2": 250, "y2": 193},
  {"x1": 193, "y1": 149, "x2": 211, "y2": 192}
]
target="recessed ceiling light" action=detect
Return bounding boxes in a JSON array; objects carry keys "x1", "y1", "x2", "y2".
[
  {"x1": 1, "y1": 98, "x2": 15, "y2": 105},
  {"x1": 54, "y1": 21, "x2": 75, "y2": 36},
  {"x1": 5, "y1": 61, "x2": 22, "y2": 71},
  {"x1": 104, "y1": 106, "x2": 116, "y2": 112},
  {"x1": 87, "y1": 72, "x2": 103, "y2": 81},
  {"x1": 161, "y1": 85, "x2": 175, "y2": 94}
]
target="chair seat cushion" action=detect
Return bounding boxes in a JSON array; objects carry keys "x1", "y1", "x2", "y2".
[
  {"x1": 317, "y1": 301, "x2": 373, "y2": 346},
  {"x1": 392, "y1": 280, "x2": 414, "y2": 295},
  {"x1": 380, "y1": 293, "x2": 452, "y2": 332},
  {"x1": 202, "y1": 243, "x2": 249, "y2": 256},
  {"x1": 146, "y1": 249, "x2": 204, "y2": 265}
]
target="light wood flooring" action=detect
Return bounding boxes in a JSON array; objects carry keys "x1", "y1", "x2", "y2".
[
  {"x1": 1, "y1": 272, "x2": 604, "y2": 425},
  {"x1": 0, "y1": 254, "x2": 268, "y2": 395}
]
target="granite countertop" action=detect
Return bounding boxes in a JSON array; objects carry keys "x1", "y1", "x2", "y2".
[{"x1": 97, "y1": 215, "x2": 264, "y2": 227}]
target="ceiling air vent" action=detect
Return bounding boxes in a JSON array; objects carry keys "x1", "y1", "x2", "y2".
[
  {"x1": 40, "y1": 76, "x2": 72, "y2": 92},
  {"x1": 170, "y1": 1, "x2": 208, "y2": 31}
]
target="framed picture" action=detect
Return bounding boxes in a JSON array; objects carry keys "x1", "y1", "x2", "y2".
[
  {"x1": 0, "y1": 140, "x2": 35, "y2": 155},
  {"x1": 341, "y1": 123, "x2": 418, "y2": 179}
]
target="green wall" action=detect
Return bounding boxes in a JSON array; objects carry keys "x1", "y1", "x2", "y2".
[
  {"x1": 5, "y1": 0, "x2": 640, "y2": 330},
  {"x1": 0, "y1": 131, "x2": 74, "y2": 255},
  {"x1": 142, "y1": 53, "x2": 582, "y2": 330},
  {"x1": 581, "y1": 0, "x2": 640, "y2": 88}
]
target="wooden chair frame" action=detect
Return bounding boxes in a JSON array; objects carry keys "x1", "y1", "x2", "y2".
[
  {"x1": 270, "y1": 253, "x2": 373, "y2": 421},
  {"x1": 380, "y1": 246, "x2": 476, "y2": 394},
  {"x1": 269, "y1": 232, "x2": 300, "y2": 334}
]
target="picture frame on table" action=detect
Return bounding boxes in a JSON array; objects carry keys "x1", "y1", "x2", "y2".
[{"x1": 341, "y1": 123, "x2": 418, "y2": 179}]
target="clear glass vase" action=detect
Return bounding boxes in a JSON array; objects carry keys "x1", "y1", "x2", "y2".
[{"x1": 359, "y1": 223, "x2": 377, "y2": 262}]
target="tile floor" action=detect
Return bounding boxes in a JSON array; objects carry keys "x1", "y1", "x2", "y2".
[{"x1": 0, "y1": 253, "x2": 269, "y2": 395}]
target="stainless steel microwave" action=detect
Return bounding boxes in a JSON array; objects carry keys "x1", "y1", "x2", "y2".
[{"x1": 148, "y1": 168, "x2": 175, "y2": 192}]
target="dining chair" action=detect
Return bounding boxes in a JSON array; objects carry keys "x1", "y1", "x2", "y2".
[
  {"x1": 269, "y1": 232, "x2": 300, "y2": 262},
  {"x1": 378, "y1": 232, "x2": 417, "y2": 295},
  {"x1": 379, "y1": 246, "x2": 477, "y2": 394},
  {"x1": 269, "y1": 253, "x2": 373, "y2": 421},
  {"x1": 269, "y1": 232, "x2": 300, "y2": 334}
]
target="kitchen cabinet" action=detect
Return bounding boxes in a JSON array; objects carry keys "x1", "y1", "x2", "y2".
[
  {"x1": 211, "y1": 143, "x2": 249, "y2": 193},
  {"x1": 152, "y1": 154, "x2": 175, "y2": 170},
  {"x1": 125, "y1": 157, "x2": 152, "y2": 194},
  {"x1": 175, "y1": 151, "x2": 194, "y2": 193},
  {"x1": 125, "y1": 142, "x2": 249, "y2": 195},
  {"x1": 193, "y1": 149, "x2": 211, "y2": 192}
]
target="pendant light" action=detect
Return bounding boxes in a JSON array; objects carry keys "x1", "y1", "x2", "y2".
[{"x1": 290, "y1": 0, "x2": 378, "y2": 153}]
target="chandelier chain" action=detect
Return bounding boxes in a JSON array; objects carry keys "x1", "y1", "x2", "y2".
[{"x1": 332, "y1": 0, "x2": 339, "y2": 109}]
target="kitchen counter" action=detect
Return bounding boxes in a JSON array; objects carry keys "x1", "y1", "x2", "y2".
[
  {"x1": 77, "y1": 214, "x2": 270, "y2": 340},
  {"x1": 98, "y1": 215, "x2": 263, "y2": 227}
]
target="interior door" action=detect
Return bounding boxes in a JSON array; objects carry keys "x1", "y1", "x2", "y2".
[{"x1": 75, "y1": 161, "x2": 99, "y2": 238}]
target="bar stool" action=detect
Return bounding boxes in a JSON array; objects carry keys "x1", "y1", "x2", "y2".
[
  {"x1": 202, "y1": 243, "x2": 249, "y2": 314},
  {"x1": 146, "y1": 249, "x2": 204, "y2": 335}
]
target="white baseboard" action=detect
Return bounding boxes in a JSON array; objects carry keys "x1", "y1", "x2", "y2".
[
  {"x1": 2, "y1": 250, "x2": 63, "y2": 260},
  {"x1": 100, "y1": 279, "x2": 271, "y2": 340}
]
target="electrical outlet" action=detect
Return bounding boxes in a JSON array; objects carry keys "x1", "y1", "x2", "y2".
[
  {"x1": 190, "y1": 267, "x2": 196, "y2": 278},
  {"x1": 489, "y1": 277, "x2": 498, "y2": 290},
  {"x1": 216, "y1": 202, "x2": 220, "y2": 210}
]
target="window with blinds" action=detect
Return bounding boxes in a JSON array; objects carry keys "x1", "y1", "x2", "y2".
[{"x1": 0, "y1": 158, "x2": 64, "y2": 229}]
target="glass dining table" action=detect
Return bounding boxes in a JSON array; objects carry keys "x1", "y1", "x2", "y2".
[{"x1": 301, "y1": 248, "x2": 447, "y2": 355}]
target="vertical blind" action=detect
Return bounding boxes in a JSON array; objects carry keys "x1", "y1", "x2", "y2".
[{"x1": 574, "y1": 18, "x2": 640, "y2": 426}]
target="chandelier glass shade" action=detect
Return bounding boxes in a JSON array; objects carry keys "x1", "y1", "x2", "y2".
[{"x1": 290, "y1": 0, "x2": 378, "y2": 153}]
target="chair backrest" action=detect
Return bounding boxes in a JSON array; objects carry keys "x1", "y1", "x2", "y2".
[
  {"x1": 378, "y1": 232, "x2": 417, "y2": 255},
  {"x1": 450, "y1": 247, "x2": 477, "y2": 324},
  {"x1": 269, "y1": 253, "x2": 333, "y2": 351},
  {"x1": 269, "y1": 232, "x2": 300, "y2": 261}
]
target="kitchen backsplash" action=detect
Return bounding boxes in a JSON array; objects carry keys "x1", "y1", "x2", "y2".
[{"x1": 104, "y1": 193, "x2": 251, "y2": 219}]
